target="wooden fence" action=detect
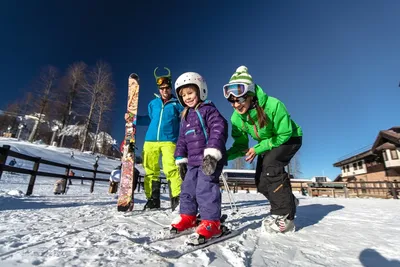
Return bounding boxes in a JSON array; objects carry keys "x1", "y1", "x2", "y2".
[
  {"x1": 307, "y1": 181, "x2": 399, "y2": 199},
  {"x1": 0, "y1": 145, "x2": 111, "y2": 195},
  {"x1": 346, "y1": 181, "x2": 400, "y2": 199},
  {"x1": 2, "y1": 142, "x2": 398, "y2": 200}
]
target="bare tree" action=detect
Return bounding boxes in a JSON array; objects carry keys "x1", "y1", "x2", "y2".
[
  {"x1": 28, "y1": 66, "x2": 58, "y2": 142},
  {"x1": 90, "y1": 87, "x2": 114, "y2": 153},
  {"x1": 80, "y1": 61, "x2": 113, "y2": 152},
  {"x1": 58, "y1": 62, "x2": 87, "y2": 147}
]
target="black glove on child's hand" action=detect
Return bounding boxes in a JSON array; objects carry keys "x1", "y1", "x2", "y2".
[
  {"x1": 202, "y1": 155, "x2": 217, "y2": 176},
  {"x1": 178, "y1": 163, "x2": 187, "y2": 180}
]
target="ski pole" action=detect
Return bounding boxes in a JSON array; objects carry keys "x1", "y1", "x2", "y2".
[{"x1": 221, "y1": 172, "x2": 239, "y2": 214}]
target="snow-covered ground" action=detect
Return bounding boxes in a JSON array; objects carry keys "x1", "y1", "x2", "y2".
[{"x1": 0, "y1": 138, "x2": 399, "y2": 267}]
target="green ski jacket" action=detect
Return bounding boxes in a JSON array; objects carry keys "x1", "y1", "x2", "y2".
[{"x1": 227, "y1": 85, "x2": 302, "y2": 161}]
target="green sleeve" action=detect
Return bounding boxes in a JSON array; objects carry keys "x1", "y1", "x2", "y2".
[
  {"x1": 227, "y1": 119, "x2": 249, "y2": 161},
  {"x1": 253, "y1": 101, "x2": 293, "y2": 155}
]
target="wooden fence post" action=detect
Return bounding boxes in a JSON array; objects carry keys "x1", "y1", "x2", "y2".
[
  {"x1": 354, "y1": 183, "x2": 359, "y2": 197},
  {"x1": 26, "y1": 157, "x2": 41, "y2": 196},
  {"x1": 344, "y1": 184, "x2": 349, "y2": 198},
  {"x1": 91, "y1": 162, "x2": 98, "y2": 193},
  {"x1": 62, "y1": 165, "x2": 71, "y2": 194},
  {"x1": 0, "y1": 145, "x2": 11, "y2": 180},
  {"x1": 389, "y1": 182, "x2": 398, "y2": 199}
]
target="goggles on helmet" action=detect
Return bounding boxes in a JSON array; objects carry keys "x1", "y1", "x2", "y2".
[
  {"x1": 157, "y1": 76, "x2": 171, "y2": 87},
  {"x1": 223, "y1": 83, "x2": 254, "y2": 98}
]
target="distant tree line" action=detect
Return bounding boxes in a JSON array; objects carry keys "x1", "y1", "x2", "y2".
[{"x1": 0, "y1": 61, "x2": 119, "y2": 156}]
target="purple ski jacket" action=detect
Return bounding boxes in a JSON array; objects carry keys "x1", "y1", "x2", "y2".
[{"x1": 174, "y1": 100, "x2": 228, "y2": 167}]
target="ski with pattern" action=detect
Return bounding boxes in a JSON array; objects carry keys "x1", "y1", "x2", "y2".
[{"x1": 117, "y1": 73, "x2": 140, "y2": 212}]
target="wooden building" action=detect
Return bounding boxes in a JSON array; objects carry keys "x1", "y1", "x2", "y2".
[{"x1": 333, "y1": 127, "x2": 400, "y2": 198}]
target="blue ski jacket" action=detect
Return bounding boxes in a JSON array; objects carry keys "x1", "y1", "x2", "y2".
[{"x1": 137, "y1": 94, "x2": 184, "y2": 143}]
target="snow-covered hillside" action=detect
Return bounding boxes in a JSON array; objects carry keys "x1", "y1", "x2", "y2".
[{"x1": 0, "y1": 138, "x2": 399, "y2": 267}]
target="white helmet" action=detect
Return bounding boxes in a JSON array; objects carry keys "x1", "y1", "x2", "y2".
[{"x1": 174, "y1": 72, "x2": 207, "y2": 106}]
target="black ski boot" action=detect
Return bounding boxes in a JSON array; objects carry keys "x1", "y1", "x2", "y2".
[
  {"x1": 170, "y1": 195, "x2": 180, "y2": 212},
  {"x1": 144, "y1": 181, "x2": 161, "y2": 210}
]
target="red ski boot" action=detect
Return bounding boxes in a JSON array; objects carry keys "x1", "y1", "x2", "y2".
[
  {"x1": 196, "y1": 220, "x2": 222, "y2": 239},
  {"x1": 170, "y1": 214, "x2": 197, "y2": 233}
]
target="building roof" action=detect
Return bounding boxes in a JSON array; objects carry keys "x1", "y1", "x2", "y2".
[
  {"x1": 333, "y1": 126, "x2": 400, "y2": 168},
  {"x1": 333, "y1": 150, "x2": 374, "y2": 167},
  {"x1": 372, "y1": 127, "x2": 400, "y2": 152}
]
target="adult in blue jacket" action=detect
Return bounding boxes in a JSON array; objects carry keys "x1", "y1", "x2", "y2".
[{"x1": 138, "y1": 68, "x2": 184, "y2": 211}]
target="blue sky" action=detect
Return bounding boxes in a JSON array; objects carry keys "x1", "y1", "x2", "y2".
[{"x1": 1, "y1": 0, "x2": 399, "y2": 179}]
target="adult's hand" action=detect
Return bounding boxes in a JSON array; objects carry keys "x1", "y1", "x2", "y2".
[{"x1": 245, "y1": 147, "x2": 257, "y2": 164}]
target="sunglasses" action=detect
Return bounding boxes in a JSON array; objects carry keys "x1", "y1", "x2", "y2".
[
  {"x1": 227, "y1": 96, "x2": 247, "y2": 104},
  {"x1": 157, "y1": 76, "x2": 171, "y2": 86}
]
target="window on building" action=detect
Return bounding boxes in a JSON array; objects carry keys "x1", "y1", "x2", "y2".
[
  {"x1": 353, "y1": 163, "x2": 357, "y2": 170},
  {"x1": 390, "y1": 149, "x2": 399, "y2": 160},
  {"x1": 382, "y1": 151, "x2": 388, "y2": 161},
  {"x1": 346, "y1": 165, "x2": 350, "y2": 172},
  {"x1": 358, "y1": 161, "x2": 363, "y2": 169},
  {"x1": 342, "y1": 166, "x2": 346, "y2": 173}
]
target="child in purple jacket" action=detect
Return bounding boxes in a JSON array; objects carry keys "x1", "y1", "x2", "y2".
[{"x1": 171, "y1": 72, "x2": 228, "y2": 240}]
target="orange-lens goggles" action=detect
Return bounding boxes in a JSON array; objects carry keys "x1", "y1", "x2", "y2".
[{"x1": 157, "y1": 77, "x2": 171, "y2": 86}]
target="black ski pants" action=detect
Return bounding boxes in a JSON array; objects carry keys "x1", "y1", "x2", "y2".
[{"x1": 255, "y1": 136, "x2": 302, "y2": 220}]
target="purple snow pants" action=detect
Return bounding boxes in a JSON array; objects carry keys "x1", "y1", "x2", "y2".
[{"x1": 180, "y1": 165, "x2": 223, "y2": 221}]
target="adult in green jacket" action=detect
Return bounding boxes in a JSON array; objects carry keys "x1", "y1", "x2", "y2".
[{"x1": 223, "y1": 66, "x2": 303, "y2": 234}]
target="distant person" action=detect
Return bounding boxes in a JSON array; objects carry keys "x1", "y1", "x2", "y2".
[
  {"x1": 301, "y1": 187, "x2": 308, "y2": 196},
  {"x1": 170, "y1": 71, "x2": 228, "y2": 241},
  {"x1": 111, "y1": 163, "x2": 140, "y2": 193},
  {"x1": 53, "y1": 179, "x2": 66, "y2": 195},
  {"x1": 68, "y1": 170, "x2": 74, "y2": 185},
  {"x1": 70, "y1": 151, "x2": 74, "y2": 159},
  {"x1": 109, "y1": 165, "x2": 121, "y2": 194},
  {"x1": 223, "y1": 66, "x2": 303, "y2": 233},
  {"x1": 135, "y1": 67, "x2": 184, "y2": 211}
]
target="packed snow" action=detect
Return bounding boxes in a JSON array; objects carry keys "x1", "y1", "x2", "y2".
[{"x1": 0, "y1": 138, "x2": 399, "y2": 267}]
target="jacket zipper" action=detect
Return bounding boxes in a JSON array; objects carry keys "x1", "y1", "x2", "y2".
[
  {"x1": 195, "y1": 109, "x2": 208, "y2": 143},
  {"x1": 157, "y1": 99, "x2": 173, "y2": 141}
]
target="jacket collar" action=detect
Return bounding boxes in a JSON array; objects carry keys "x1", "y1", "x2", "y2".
[{"x1": 154, "y1": 94, "x2": 179, "y2": 104}]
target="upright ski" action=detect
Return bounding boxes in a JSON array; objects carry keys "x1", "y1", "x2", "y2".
[{"x1": 117, "y1": 73, "x2": 140, "y2": 212}]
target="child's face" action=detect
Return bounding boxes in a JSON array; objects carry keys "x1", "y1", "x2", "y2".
[{"x1": 180, "y1": 86, "x2": 199, "y2": 108}]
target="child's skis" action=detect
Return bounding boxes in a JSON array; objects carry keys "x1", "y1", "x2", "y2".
[{"x1": 117, "y1": 73, "x2": 140, "y2": 212}]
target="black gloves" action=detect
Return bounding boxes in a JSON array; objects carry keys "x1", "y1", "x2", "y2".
[
  {"x1": 178, "y1": 163, "x2": 187, "y2": 180},
  {"x1": 202, "y1": 155, "x2": 217, "y2": 176}
]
